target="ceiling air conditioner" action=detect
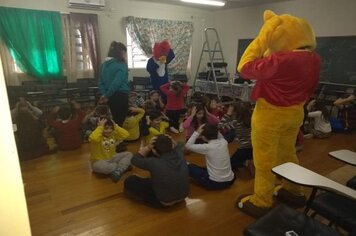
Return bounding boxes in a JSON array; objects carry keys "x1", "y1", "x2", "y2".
[{"x1": 68, "y1": 0, "x2": 106, "y2": 10}]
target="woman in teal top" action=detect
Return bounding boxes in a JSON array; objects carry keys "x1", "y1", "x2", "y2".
[{"x1": 98, "y1": 41, "x2": 130, "y2": 126}]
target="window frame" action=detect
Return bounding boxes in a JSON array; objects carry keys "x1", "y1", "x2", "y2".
[{"x1": 126, "y1": 28, "x2": 149, "y2": 69}]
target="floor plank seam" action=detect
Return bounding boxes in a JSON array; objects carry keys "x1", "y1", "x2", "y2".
[{"x1": 61, "y1": 193, "x2": 123, "y2": 215}]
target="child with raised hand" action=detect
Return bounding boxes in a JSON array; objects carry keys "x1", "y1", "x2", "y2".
[
  {"x1": 11, "y1": 97, "x2": 43, "y2": 122},
  {"x1": 15, "y1": 100, "x2": 50, "y2": 160},
  {"x1": 185, "y1": 124, "x2": 235, "y2": 190},
  {"x1": 139, "y1": 100, "x2": 159, "y2": 148},
  {"x1": 48, "y1": 100, "x2": 85, "y2": 151},
  {"x1": 160, "y1": 81, "x2": 189, "y2": 133},
  {"x1": 306, "y1": 99, "x2": 332, "y2": 138},
  {"x1": 145, "y1": 110, "x2": 169, "y2": 145},
  {"x1": 183, "y1": 105, "x2": 220, "y2": 143},
  {"x1": 89, "y1": 118, "x2": 132, "y2": 183},
  {"x1": 149, "y1": 90, "x2": 165, "y2": 112},
  {"x1": 218, "y1": 104, "x2": 237, "y2": 143},
  {"x1": 122, "y1": 106, "x2": 145, "y2": 141},
  {"x1": 230, "y1": 101, "x2": 254, "y2": 173},
  {"x1": 82, "y1": 104, "x2": 112, "y2": 140},
  {"x1": 128, "y1": 91, "x2": 145, "y2": 108},
  {"x1": 124, "y1": 134, "x2": 189, "y2": 208},
  {"x1": 207, "y1": 97, "x2": 224, "y2": 120},
  {"x1": 334, "y1": 94, "x2": 356, "y2": 132}
]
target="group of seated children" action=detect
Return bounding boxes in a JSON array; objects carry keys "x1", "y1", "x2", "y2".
[
  {"x1": 303, "y1": 93, "x2": 356, "y2": 138},
  {"x1": 123, "y1": 121, "x2": 241, "y2": 208},
  {"x1": 13, "y1": 80, "x2": 355, "y2": 209}
]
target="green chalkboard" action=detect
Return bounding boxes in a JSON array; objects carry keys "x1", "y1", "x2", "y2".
[
  {"x1": 236, "y1": 38, "x2": 253, "y2": 72},
  {"x1": 236, "y1": 36, "x2": 356, "y2": 85}
]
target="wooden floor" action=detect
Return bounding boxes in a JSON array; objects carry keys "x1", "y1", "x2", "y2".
[{"x1": 20, "y1": 132, "x2": 356, "y2": 236}]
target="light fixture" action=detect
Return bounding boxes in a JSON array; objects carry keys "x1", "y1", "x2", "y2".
[{"x1": 181, "y1": 0, "x2": 226, "y2": 7}]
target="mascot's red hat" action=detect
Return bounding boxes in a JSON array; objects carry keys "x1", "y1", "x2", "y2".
[{"x1": 153, "y1": 40, "x2": 171, "y2": 60}]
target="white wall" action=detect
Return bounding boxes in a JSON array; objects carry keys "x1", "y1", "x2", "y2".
[
  {"x1": 0, "y1": 0, "x2": 215, "y2": 80},
  {"x1": 214, "y1": 0, "x2": 356, "y2": 76},
  {"x1": 0, "y1": 57, "x2": 31, "y2": 235}
]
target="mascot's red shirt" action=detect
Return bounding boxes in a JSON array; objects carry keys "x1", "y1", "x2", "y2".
[{"x1": 241, "y1": 50, "x2": 321, "y2": 106}]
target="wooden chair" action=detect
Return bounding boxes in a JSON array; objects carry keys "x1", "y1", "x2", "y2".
[{"x1": 132, "y1": 76, "x2": 152, "y2": 99}]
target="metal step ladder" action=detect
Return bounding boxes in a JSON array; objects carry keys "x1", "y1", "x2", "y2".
[{"x1": 192, "y1": 27, "x2": 234, "y2": 103}]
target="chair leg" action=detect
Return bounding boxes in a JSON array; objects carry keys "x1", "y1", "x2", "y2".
[{"x1": 304, "y1": 187, "x2": 318, "y2": 214}]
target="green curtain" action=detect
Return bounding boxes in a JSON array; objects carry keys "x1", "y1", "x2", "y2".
[{"x1": 0, "y1": 7, "x2": 64, "y2": 82}]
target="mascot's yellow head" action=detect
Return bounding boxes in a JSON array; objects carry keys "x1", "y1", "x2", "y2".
[{"x1": 237, "y1": 10, "x2": 316, "y2": 72}]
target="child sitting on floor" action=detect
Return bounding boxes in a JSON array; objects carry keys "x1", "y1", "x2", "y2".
[
  {"x1": 122, "y1": 107, "x2": 145, "y2": 142},
  {"x1": 139, "y1": 100, "x2": 160, "y2": 148},
  {"x1": 185, "y1": 123, "x2": 235, "y2": 190},
  {"x1": 11, "y1": 97, "x2": 43, "y2": 122},
  {"x1": 128, "y1": 91, "x2": 145, "y2": 108},
  {"x1": 230, "y1": 101, "x2": 254, "y2": 174},
  {"x1": 144, "y1": 110, "x2": 169, "y2": 145},
  {"x1": 15, "y1": 101, "x2": 50, "y2": 160},
  {"x1": 149, "y1": 90, "x2": 165, "y2": 112},
  {"x1": 124, "y1": 135, "x2": 189, "y2": 208},
  {"x1": 82, "y1": 104, "x2": 112, "y2": 140},
  {"x1": 89, "y1": 118, "x2": 132, "y2": 182},
  {"x1": 206, "y1": 97, "x2": 224, "y2": 120},
  {"x1": 334, "y1": 94, "x2": 356, "y2": 133},
  {"x1": 48, "y1": 101, "x2": 85, "y2": 151},
  {"x1": 218, "y1": 103, "x2": 237, "y2": 143},
  {"x1": 183, "y1": 105, "x2": 220, "y2": 143},
  {"x1": 306, "y1": 99, "x2": 332, "y2": 138}
]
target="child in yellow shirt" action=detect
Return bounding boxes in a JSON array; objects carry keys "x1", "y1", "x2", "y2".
[
  {"x1": 89, "y1": 118, "x2": 133, "y2": 182},
  {"x1": 123, "y1": 107, "x2": 145, "y2": 141},
  {"x1": 145, "y1": 110, "x2": 169, "y2": 145}
]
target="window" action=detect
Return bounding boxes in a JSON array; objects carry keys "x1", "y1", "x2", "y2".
[
  {"x1": 126, "y1": 28, "x2": 149, "y2": 69},
  {"x1": 74, "y1": 27, "x2": 93, "y2": 71},
  {"x1": 8, "y1": 48, "x2": 23, "y2": 73},
  {"x1": 8, "y1": 24, "x2": 93, "y2": 74},
  {"x1": 61, "y1": 13, "x2": 99, "y2": 81}
]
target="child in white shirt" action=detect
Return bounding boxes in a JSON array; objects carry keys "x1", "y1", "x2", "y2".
[
  {"x1": 306, "y1": 100, "x2": 332, "y2": 138},
  {"x1": 185, "y1": 123, "x2": 235, "y2": 190}
]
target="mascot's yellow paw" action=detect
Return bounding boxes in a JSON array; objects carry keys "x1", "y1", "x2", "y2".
[{"x1": 235, "y1": 194, "x2": 273, "y2": 219}]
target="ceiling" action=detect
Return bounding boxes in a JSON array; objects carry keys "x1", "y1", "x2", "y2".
[{"x1": 130, "y1": 0, "x2": 293, "y2": 11}]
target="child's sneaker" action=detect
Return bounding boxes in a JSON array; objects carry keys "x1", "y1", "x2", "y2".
[
  {"x1": 109, "y1": 170, "x2": 123, "y2": 183},
  {"x1": 170, "y1": 127, "x2": 179, "y2": 134},
  {"x1": 303, "y1": 133, "x2": 313, "y2": 139}
]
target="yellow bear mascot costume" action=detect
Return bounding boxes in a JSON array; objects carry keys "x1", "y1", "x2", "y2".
[{"x1": 236, "y1": 10, "x2": 320, "y2": 218}]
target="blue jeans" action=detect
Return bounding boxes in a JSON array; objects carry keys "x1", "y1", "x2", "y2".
[
  {"x1": 230, "y1": 148, "x2": 253, "y2": 170},
  {"x1": 188, "y1": 164, "x2": 235, "y2": 190}
]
